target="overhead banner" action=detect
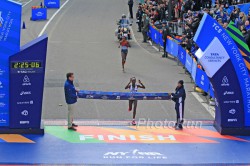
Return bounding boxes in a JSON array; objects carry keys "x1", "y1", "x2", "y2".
[
  {"x1": 9, "y1": 35, "x2": 48, "y2": 129},
  {"x1": 78, "y1": 91, "x2": 171, "y2": 100},
  {"x1": 194, "y1": 13, "x2": 250, "y2": 131},
  {"x1": 0, "y1": 0, "x2": 22, "y2": 127}
]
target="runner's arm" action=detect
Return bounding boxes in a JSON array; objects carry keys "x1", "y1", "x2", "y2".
[{"x1": 138, "y1": 80, "x2": 145, "y2": 89}]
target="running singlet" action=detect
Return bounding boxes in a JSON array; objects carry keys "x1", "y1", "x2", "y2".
[
  {"x1": 120, "y1": 41, "x2": 129, "y2": 50},
  {"x1": 130, "y1": 84, "x2": 138, "y2": 93}
]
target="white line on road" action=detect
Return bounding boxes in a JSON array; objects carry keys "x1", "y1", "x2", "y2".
[
  {"x1": 38, "y1": 0, "x2": 70, "y2": 37},
  {"x1": 191, "y1": 92, "x2": 215, "y2": 118},
  {"x1": 22, "y1": 0, "x2": 32, "y2": 7}
]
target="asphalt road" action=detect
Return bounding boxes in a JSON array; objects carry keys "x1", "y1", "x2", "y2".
[{"x1": 19, "y1": 0, "x2": 213, "y2": 121}]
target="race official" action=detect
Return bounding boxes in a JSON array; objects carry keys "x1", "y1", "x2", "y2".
[
  {"x1": 171, "y1": 80, "x2": 186, "y2": 130},
  {"x1": 128, "y1": 0, "x2": 134, "y2": 19},
  {"x1": 136, "y1": 4, "x2": 143, "y2": 32},
  {"x1": 142, "y1": 14, "x2": 149, "y2": 43},
  {"x1": 161, "y1": 21, "x2": 170, "y2": 58},
  {"x1": 64, "y1": 73, "x2": 79, "y2": 131}
]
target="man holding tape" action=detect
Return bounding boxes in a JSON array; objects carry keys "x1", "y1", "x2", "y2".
[
  {"x1": 64, "y1": 73, "x2": 79, "y2": 131},
  {"x1": 171, "y1": 80, "x2": 186, "y2": 130}
]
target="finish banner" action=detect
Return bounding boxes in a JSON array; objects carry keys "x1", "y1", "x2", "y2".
[
  {"x1": 194, "y1": 13, "x2": 250, "y2": 128},
  {"x1": 0, "y1": 0, "x2": 22, "y2": 127},
  {"x1": 78, "y1": 91, "x2": 171, "y2": 100}
]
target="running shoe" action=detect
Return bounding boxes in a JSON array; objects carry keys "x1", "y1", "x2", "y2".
[{"x1": 132, "y1": 120, "x2": 136, "y2": 126}]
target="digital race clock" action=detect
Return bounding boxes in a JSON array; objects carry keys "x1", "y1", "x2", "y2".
[{"x1": 11, "y1": 61, "x2": 42, "y2": 69}]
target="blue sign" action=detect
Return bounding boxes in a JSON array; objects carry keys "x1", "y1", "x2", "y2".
[
  {"x1": 209, "y1": 82, "x2": 215, "y2": 98},
  {"x1": 150, "y1": 26, "x2": 160, "y2": 44},
  {"x1": 195, "y1": 68, "x2": 210, "y2": 92},
  {"x1": 227, "y1": 3, "x2": 250, "y2": 15},
  {"x1": 178, "y1": 45, "x2": 186, "y2": 66},
  {"x1": 166, "y1": 39, "x2": 178, "y2": 57},
  {"x1": 31, "y1": 8, "x2": 47, "y2": 21},
  {"x1": 0, "y1": 0, "x2": 22, "y2": 127},
  {"x1": 194, "y1": 13, "x2": 249, "y2": 129},
  {"x1": 191, "y1": 60, "x2": 197, "y2": 82},
  {"x1": 44, "y1": 0, "x2": 60, "y2": 8},
  {"x1": 9, "y1": 35, "x2": 48, "y2": 129},
  {"x1": 78, "y1": 91, "x2": 171, "y2": 100},
  {"x1": 185, "y1": 53, "x2": 193, "y2": 74}
]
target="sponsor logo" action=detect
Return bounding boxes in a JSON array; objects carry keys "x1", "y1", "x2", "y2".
[
  {"x1": 20, "y1": 121, "x2": 29, "y2": 124},
  {"x1": 86, "y1": 95, "x2": 94, "y2": 99},
  {"x1": 0, "y1": 119, "x2": 6, "y2": 124},
  {"x1": 228, "y1": 119, "x2": 237, "y2": 122},
  {"x1": 200, "y1": 75, "x2": 205, "y2": 85},
  {"x1": 36, "y1": 12, "x2": 44, "y2": 17},
  {"x1": 171, "y1": 42, "x2": 174, "y2": 50},
  {"x1": 48, "y1": 1, "x2": 56, "y2": 5},
  {"x1": 21, "y1": 110, "x2": 28, "y2": 116},
  {"x1": 101, "y1": 96, "x2": 108, "y2": 100},
  {"x1": 221, "y1": 76, "x2": 229, "y2": 86},
  {"x1": 181, "y1": 52, "x2": 184, "y2": 59},
  {"x1": 0, "y1": 81, "x2": 3, "y2": 88},
  {"x1": 20, "y1": 91, "x2": 32, "y2": 96},
  {"x1": 224, "y1": 100, "x2": 240, "y2": 104},
  {"x1": 22, "y1": 75, "x2": 31, "y2": 86},
  {"x1": 116, "y1": 96, "x2": 121, "y2": 100},
  {"x1": 155, "y1": 97, "x2": 162, "y2": 100},
  {"x1": 229, "y1": 109, "x2": 236, "y2": 115},
  {"x1": 143, "y1": 96, "x2": 147, "y2": 100},
  {"x1": 0, "y1": 93, "x2": 5, "y2": 99},
  {"x1": 17, "y1": 100, "x2": 34, "y2": 105},
  {"x1": 224, "y1": 91, "x2": 234, "y2": 95},
  {"x1": 0, "y1": 102, "x2": 5, "y2": 108},
  {"x1": 0, "y1": 68, "x2": 4, "y2": 76},
  {"x1": 154, "y1": 33, "x2": 157, "y2": 40},
  {"x1": 0, "y1": 11, "x2": 4, "y2": 27},
  {"x1": 103, "y1": 149, "x2": 167, "y2": 159},
  {"x1": 215, "y1": 98, "x2": 219, "y2": 107}
]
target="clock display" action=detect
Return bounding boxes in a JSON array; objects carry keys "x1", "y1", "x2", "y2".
[{"x1": 11, "y1": 61, "x2": 42, "y2": 69}]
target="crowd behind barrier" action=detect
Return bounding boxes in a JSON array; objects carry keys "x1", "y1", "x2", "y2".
[{"x1": 147, "y1": 25, "x2": 214, "y2": 98}]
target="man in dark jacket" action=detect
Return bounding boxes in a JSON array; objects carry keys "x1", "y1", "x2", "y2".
[
  {"x1": 171, "y1": 80, "x2": 186, "y2": 130},
  {"x1": 162, "y1": 21, "x2": 170, "y2": 58},
  {"x1": 142, "y1": 14, "x2": 149, "y2": 43},
  {"x1": 64, "y1": 73, "x2": 79, "y2": 131},
  {"x1": 136, "y1": 5, "x2": 143, "y2": 32},
  {"x1": 128, "y1": 0, "x2": 134, "y2": 19}
]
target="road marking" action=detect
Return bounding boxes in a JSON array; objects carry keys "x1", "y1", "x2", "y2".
[
  {"x1": 38, "y1": 0, "x2": 70, "y2": 37},
  {"x1": 191, "y1": 92, "x2": 215, "y2": 118},
  {"x1": 22, "y1": 0, "x2": 32, "y2": 7}
]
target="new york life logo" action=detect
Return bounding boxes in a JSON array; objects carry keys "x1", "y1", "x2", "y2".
[
  {"x1": 103, "y1": 149, "x2": 167, "y2": 159},
  {"x1": 48, "y1": 1, "x2": 57, "y2": 5},
  {"x1": 0, "y1": 11, "x2": 4, "y2": 28}
]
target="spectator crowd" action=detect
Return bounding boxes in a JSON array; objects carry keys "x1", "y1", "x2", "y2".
[
  {"x1": 136, "y1": 0, "x2": 250, "y2": 50},
  {"x1": 134, "y1": 0, "x2": 250, "y2": 97}
]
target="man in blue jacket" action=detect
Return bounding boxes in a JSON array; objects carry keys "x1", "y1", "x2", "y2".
[
  {"x1": 64, "y1": 73, "x2": 79, "y2": 131},
  {"x1": 171, "y1": 80, "x2": 186, "y2": 130}
]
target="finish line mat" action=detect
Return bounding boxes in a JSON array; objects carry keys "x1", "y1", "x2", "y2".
[{"x1": 0, "y1": 125, "x2": 250, "y2": 165}]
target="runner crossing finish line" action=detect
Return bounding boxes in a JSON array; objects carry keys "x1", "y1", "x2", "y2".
[{"x1": 78, "y1": 90, "x2": 171, "y2": 100}]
